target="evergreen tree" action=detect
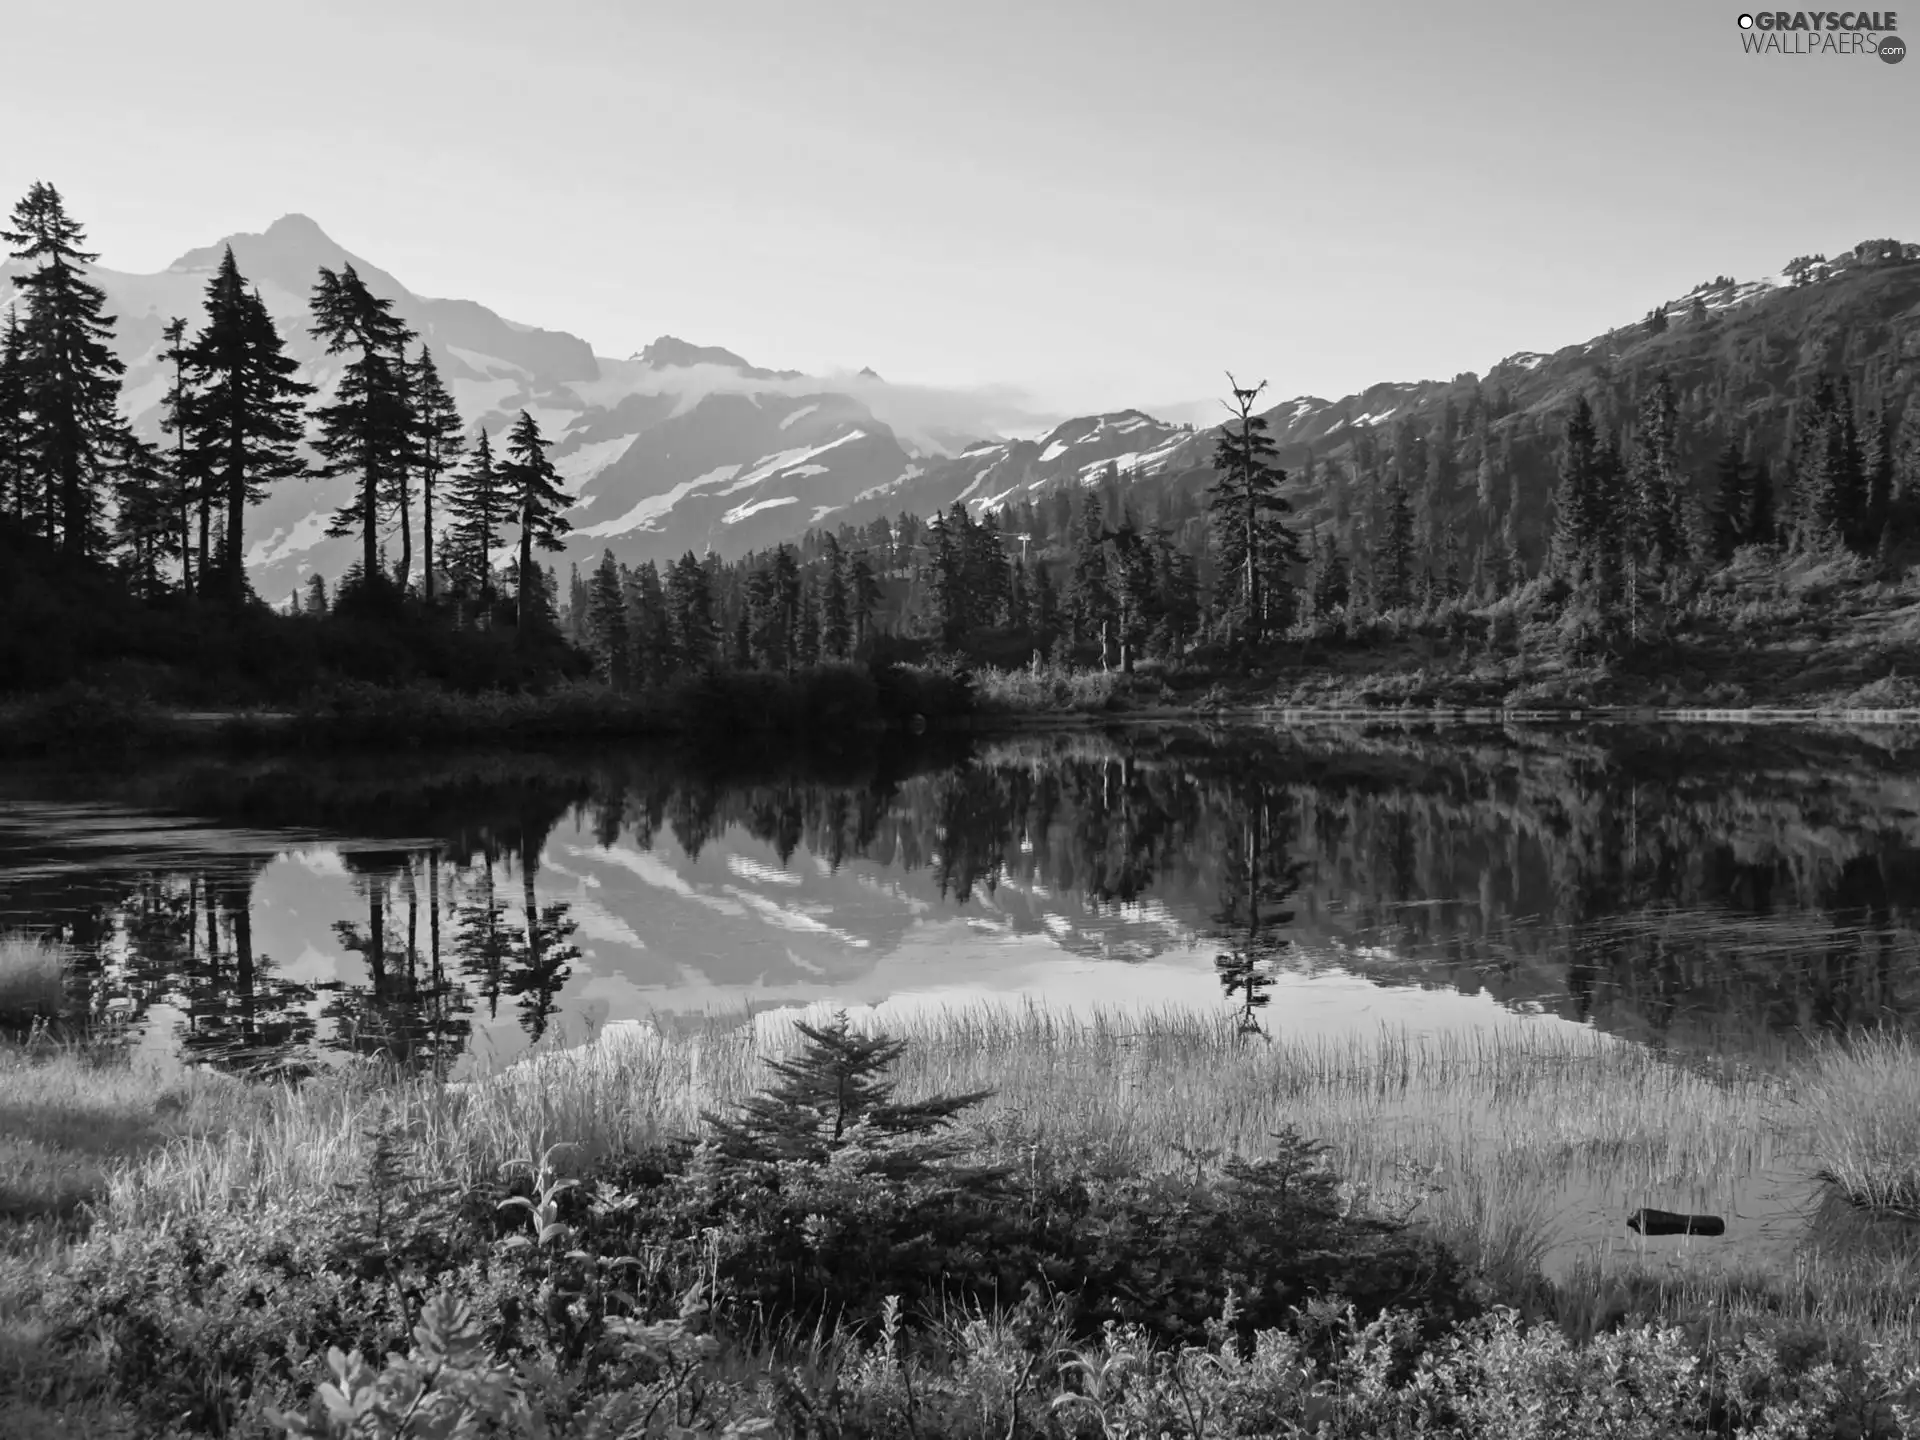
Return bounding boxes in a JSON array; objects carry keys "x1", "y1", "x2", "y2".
[
  {"x1": 0, "y1": 310, "x2": 31, "y2": 525},
  {"x1": 112, "y1": 432, "x2": 177, "y2": 597},
  {"x1": 1709, "y1": 438, "x2": 1750, "y2": 559},
  {"x1": 409, "y1": 346, "x2": 465, "y2": 605},
  {"x1": 308, "y1": 263, "x2": 415, "y2": 594},
  {"x1": 1108, "y1": 512, "x2": 1158, "y2": 668},
  {"x1": 921, "y1": 510, "x2": 969, "y2": 650},
  {"x1": 304, "y1": 571, "x2": 328, "y2": 616},
  {"x1": 155, "y1": 315, "x2": 199, "y2": 593},
  {"x1": 444, "y1": 428, "x2": 508, "y2": 611},
  {"x1": 500, "y1": 410, "x2": 571, "y2": 634},
  {"x1": 1031, "y1": 555, "x2": 1060, "y2": 648},
  {"x1": 772, "y1": 544, "x2": 801, "y2": 670},
  {"x1": 850, "y1": 551, "x2": 881, "y2": 653},
  {"x1": 795, "y1": 582, "x2": 821, "y2": 667},
  {"x1": 3, "y1": 182, "x2": 128, "y2": 559},
  {"x1": 820, "y1": 533, "x2": 852, "y2": 660},
  {"x1": 1067, "y1": 491, "x2": 1112, "y2": 649},
  {"x1": 1376, "y1": 472, "x2": 1416, "y2": 611},
  {"x1": 1308, "y1": 529, "x2": 1351, "y2": 619},
  {"x1": 1551, "y1": 397, "x2": 1605, "y2": 586},
  {"x1": 665, "y1": 551, "x2": 716, "y2": 670},
  {"x1": 1207, "y1": 377, "x2": 1298, "y2": 647},
  {"x1": 1892, "y1": 401, "x2": 1920, "y2": 535},
  {"x1": 1861, "y1": 403, "x2": 1894, "y2": 540},
  {"x1": 585, "y1": 549, "x2": 629, "y2": 687},
  {"x1": 703, "y1": 1012, "x2": 992, "y2": 1178},
  {"x1": 185, "y1": 248, "x2": 312, "y2": 601}
]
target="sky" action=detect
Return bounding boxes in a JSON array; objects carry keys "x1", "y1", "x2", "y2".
[{"x1": 4, "y1": 0, "x2": 1916, "y2": 421}]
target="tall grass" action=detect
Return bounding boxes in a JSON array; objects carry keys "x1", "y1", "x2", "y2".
[
  {"x1": 1801, "y1": 1030, "x2": 1920, "y2": 1219},
  {"x1": 0, "y1": 934, "x2": 68, "y2": 1030},
  {"x1": 56, "y1": 1005, "x2": 1920, "y2": 1347}
]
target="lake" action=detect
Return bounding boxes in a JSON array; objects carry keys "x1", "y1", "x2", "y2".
[{"x1": 5, "y1": 721, "x2": 1918, "y2": 1082}]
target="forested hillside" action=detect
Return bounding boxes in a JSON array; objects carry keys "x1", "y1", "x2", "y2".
[{"x1": 5, "y1": 176, "x2": 1919, "y2": 713}]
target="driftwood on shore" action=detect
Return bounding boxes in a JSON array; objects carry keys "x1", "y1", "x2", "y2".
[{"x1": 1627, "y1": 1207, "x2": 1727, "y2": 1237}]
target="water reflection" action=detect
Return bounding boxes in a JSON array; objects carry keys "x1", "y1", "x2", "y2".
[{"x1": 2, "y1": 722, "x2": 1918, "y2": 1076}]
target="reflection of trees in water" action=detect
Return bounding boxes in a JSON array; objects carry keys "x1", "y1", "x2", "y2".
[
  {"x1": 1212, "y1": 783, "x2": 1306, "y2": 1034},
  {"x1": 179, "y1": 863, "x2": 318, "y2": 1079},
  {"x1": 325, "y1": 850, "x2": 471, "y2": 1077},
  {"x1": 8, "y1": 726, "x2": 1920, "y2": 1070}
]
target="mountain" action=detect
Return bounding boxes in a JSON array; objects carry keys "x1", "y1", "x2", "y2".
[
  {"x1": 6, "y1": 217, "x2": 1918, "y2": 601},
  {"x1": 0, "y1": 215, "x2": 1074, "y2": 598}
]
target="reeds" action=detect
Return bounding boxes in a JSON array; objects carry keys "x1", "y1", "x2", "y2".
[
  {"x1": 0, "y1": 934, "x2": 67, "y2": 1030},
  {"x1": 1798, "y1": 1030, "x2": 1920, "y2": 1220},
  {"x1": 41, "y1": 1004, "x2": 1920, "y2": 1345}
]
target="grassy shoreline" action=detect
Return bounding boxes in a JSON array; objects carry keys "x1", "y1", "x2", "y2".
[
  {"x1": 5, "y1": 670, "x2": 1920, "y2": 762},
  {"x1": 5, "y1": 925, "x2": 1919, "y2": 1437}
]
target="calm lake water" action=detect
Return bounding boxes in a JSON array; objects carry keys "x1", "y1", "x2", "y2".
[{"x1": 5, "y1": 722, "x2": 1918, "y2": 1082}]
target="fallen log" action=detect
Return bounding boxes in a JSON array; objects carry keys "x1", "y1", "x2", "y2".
[{"x1": 1627, "y1": 1208, "x2": 1726, "y2": 1237}]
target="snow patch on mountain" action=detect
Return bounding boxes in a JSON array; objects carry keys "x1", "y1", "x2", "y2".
[
  {"x1": 728, "y1": 430, "x2": 868, "y2": 490},
  {"x1": 574, "y1": 463, "x2": 743, "y2": 537},
  {"x1": 1038, "y1": 439, "x2": 1070, "y2": 463},
  {"x1": 721, "y1": 495, "x2": 800, "y2": 526},
  {"x1": 245, "y1": 510, "x2": 335, "y2": 569},
  {"x1": 553, "y1": 436, "x2": 633, "y2": 488},
  {"x1": 778, "y1": 403, "x2": 820, "y2": 430}
]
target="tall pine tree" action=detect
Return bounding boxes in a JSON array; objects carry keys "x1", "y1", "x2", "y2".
[
  {"x1": 444, "y1": 427, "x2": 508, "y2": 610},
  {"x1": 308, "y1": 263, "x2": 415, "y2": 597},
  {"x1": 1207, "y1": 376, "x2": 1298, "y2": 647},
  {"x1": 408, "y1": 346, "x2": 465, "y2": 604},
  {"x1": 3, "y1": 182, "x2": 128, "y2": 559},
  {"x1": 500, "y1": 410, "x2": 571, "y2": 634},
  {"x1": 186, "y1": 248, "x2": 312, "y2": 601}
]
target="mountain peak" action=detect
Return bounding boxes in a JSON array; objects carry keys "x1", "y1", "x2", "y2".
[
  {"x1": 857, "y1": 366, "x2": 883, "y2": 381},
  {"x1": 263, "y1": 213, "x2": 331, "y2": 241},
  {"x1": 637, "y1": 335, "x2": 756, "y2": 371}
]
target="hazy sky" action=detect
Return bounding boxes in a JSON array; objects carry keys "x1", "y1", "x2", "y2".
[{"x1": 5, "y1": 0, "x2": 1915, "y2": 418}]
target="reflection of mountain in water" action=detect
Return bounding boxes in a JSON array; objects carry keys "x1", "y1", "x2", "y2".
[{"x1": 2, "y1": 722, "x2": 1918, "y2": 1073}]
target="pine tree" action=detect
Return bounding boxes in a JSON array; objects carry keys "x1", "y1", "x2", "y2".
[
  {"x1": 112, "y1": 432, "x2": 177, "y2": 597},
  {"x1": 772, "y1": 544, "x2": 801, "y2": 671},
  {"x1": 1892, "y1": 400, "x2": 1920, "y2": 536},
  {"x1": 585, "y1": 549, "x2": 629, "y2": 687},
  {"x1": 1861, "y1": 403, "x2": 1894, "y2": 540},
  {"x1": 1551, "y1": 397, "x2": 1604, "y2": 586},
  {"x1": 1067, "y1": 491, "x2": 1112, "y2": 649},
  {"x1": 304, "y1": 571, "x2": 328, "y2": 616},
  {"x1": 850, "y1": 551, "x2": 881, "y2": 654},
  {"x1": 666, "y1": 551, "x2": 716, "y2": 671},
  {"x1": 1207, "y1": 377, "x2": 1298, "y2": 647},
  {"x1": 820, "y1": 533, "x2": 853, "y2": 659},
  {"x1": 703, "y1": 1012, "x2": 992, "y2": 1178},
  {"x1": 3, "y1": 182, "x2": 128, "y2": 559},
  {"x1": 0, "y1": 309, "x2": 32, "y2": 526},
  {"x1": 1376, "y1": 472, "x2": 1416, "y2": 611},
  {"x1": 308, "y1": 263, "x2": 415, "y2": 596},
  {"x1": 1031, "y1": 555, "x2": 1060, "y2": 648},
  {"x1": 500, "y1": 410, "x2": 571, "y2": 634},
  {"x1": 155, "y1": 315, "x2": 200, "y2": 593},
  {"x1": 409, "y1": 347, "x2": 465, "y2": 605},
  {"x1": 185, "y1": 248, "x2": 312, "y2": 601},
  {"x1": 444, "y1": 428, "x2": 508, "y2": 611},
  {"x1": 1709, "y1": 437, "x2": 1749, "y2": 559}
]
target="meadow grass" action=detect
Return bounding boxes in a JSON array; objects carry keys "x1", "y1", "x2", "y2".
[
  {"x1": 5, "y1": 998, "x2": 1919, "y2": 1428},
  {"x1": 64, "y1": 1003, "x2": 1914, "y2": 1343}
]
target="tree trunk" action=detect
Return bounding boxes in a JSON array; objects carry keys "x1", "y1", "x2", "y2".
[
  {"x1": 518, "y1": 514, "x2": 534, "y2": 634},
  {"x1": 396, "y1": 465, "x2": 412, "y2": 592},
  {"x1": 423, "y1": 468, "x2": 435, "y2": 604}
]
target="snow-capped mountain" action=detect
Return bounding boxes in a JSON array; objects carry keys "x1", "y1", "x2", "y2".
[{"x1": 4, "y1": 213, "x2": 1153, "y2": 596}]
